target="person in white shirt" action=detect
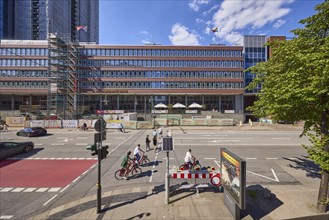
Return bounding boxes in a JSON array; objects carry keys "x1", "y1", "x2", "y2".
[
  {"x1": 158, "y1": 127, "x2": 163, "y2": 137},
  {"x1": 134, "y1": 144, "x2": 144, "y2": 162},
  {"x1": 184, "y1": 149, "x2": 193, "y2": 169}
]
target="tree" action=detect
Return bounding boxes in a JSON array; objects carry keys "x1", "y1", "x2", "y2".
[{"x1": 246, "y1": 1, "x2": 329, "y2": 213}]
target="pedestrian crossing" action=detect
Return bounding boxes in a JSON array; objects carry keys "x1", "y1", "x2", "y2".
[{"x1": 0, "y1": 187, "x2": 62, "y2": 193}]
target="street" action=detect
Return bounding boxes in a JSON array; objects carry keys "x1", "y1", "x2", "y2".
[{"x1": 0, "y1": 126, "x2": 317, "y2": 219}]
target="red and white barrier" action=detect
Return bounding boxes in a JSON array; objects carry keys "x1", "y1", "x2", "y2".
[{"x1": 171, "y1": 172, "x2": 217, "y2": 179}]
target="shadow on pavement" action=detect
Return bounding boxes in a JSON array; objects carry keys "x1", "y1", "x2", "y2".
[
  {"x1": 283, "y1": 156, "x2": 321, "y2": 179},
  {"x1": 42, "y1": 185, "x2": 165, "y2": 220},
  {"x1": 241, "y1": 184, "x2": 283, "y2": 219}
]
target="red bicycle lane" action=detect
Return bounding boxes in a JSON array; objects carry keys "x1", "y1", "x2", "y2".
[{"x1": 0, "y1": 159, "x2": 97, "y2": 188}]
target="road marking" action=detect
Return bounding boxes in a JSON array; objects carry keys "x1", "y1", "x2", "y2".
[
  {"x1": 72, "y1": 176, "x2": 80, "y2": 183},
  {"x1": 75, "y1": 143, "x2": 89, "y2": 146},
  {"x1": 48, "y1": 188, "x2": 61, "y2": 192},
  {"x1": 0, "y1": 188, "x2": 13, "y2": 192},
  {"x1": 35, "y1": 144, "x2": 43, "y2": 146},
  {"x1": 287, "y1": 157, "x2": 297, "y2": 160},
  {"x1": 11, "y1": 188, "x2": 25, "y2": 192},
  {"x1": 247, "y1": 170, "x2": 280, "y2": 182},
  {"x1": 271, "y1": 138, "x2": 290, "y2": 140},
  {"x1": 76, "y1": 137, "x2": 88, "y2": 139},
  {"x1": 149, "y1": 153, "x2": 158, "y2": 183},
  {"x1": 271, "y1": 169, "x2": 279, "y2": 182},
  {"x1": 0, "y1": 215, "x2": 13, "y2": 219},
  {"x1": 246, "y1": 158, "x2": 257, "y2": 160},
  {"x1": 60, "y1": 184, "x2": 70, "y2": 193},
  {"x1": 266, "y1": 158, "x2": 278, "y2": 160},
  {"x1": 204, "y1": 158, "x2": 216, "y2": 160},
  {"x1": 43, "y1": 194, "x2": 58, "y2": 206},
  {"x1": 162, "y1": 158, "x2": 174, "y2": 160},
  {"x1": 51, "y1": 143, "x2": 64, "y2": 145},
  {"x1": 23, "y1": 188, "x2": 37, "y2": 192},
  {"x1": 214, "y1": 160, "x2": 221, "y2": 168},
  {"x1": 36, "y1": 188, "x2": 48, "y2": 192}
]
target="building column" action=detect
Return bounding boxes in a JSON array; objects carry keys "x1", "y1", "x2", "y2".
[
  {"x1": 218, "y1": 95, "x2": 221, "y2": 113},
  {"x1": 11, "y1": 95, "x2": 15, "y2": 110},
  {"x1": 144, "y1": 96, "x2": 147, "y2": 118},
  {"x1": 185, "y1": 94, "x2": 188, "y2": 107},
  {"x1": 202, "y1": 95, "x2": 204, "y2": 105},
  {"x1": 235, "y1": 94, "x2": 243, "y2": 114},
  {"x1": 134, "y1": 94, "x2": 137, "y2": 112},
  {"x1": 116, "y1": 95, "x2": 120, "y2": 110}
]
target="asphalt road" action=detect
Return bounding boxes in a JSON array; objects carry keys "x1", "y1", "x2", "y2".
[{"x1": 0, "y1": 126, "x2": 313, "y2": 219}]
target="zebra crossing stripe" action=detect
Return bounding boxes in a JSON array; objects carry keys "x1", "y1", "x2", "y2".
[{"x1": 0, "y1": 187, "x2": 63, "y2": 193}]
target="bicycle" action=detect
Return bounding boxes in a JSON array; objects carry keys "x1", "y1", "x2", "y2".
[
  {"x1": 78, "y1": 126, "x2": 89, "y2": 131},
  {"x1": 114, "y1": 159, "x2": 142, "y2": 180},
  {"x1": 137, "y1": 154, "x2": 151, "y2": 166},
  {"x1": 179, "y1": 156, "x2": 202, "y2": 171}
]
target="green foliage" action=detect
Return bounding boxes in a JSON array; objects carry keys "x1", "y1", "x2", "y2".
[{"x1": 246, "y1": 1, "x2": 329, "y2": 172}]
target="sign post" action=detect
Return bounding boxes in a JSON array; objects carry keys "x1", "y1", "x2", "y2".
[
  {"x1": 94, "y1": 118, "x2": 107, "y2": 214},
  {"x1": 162, "y1": 136, "x2": 174, "y2": 205}
]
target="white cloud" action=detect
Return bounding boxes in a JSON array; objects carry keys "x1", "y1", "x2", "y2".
[
  {"x1": 196, "y1": 18, "x2": 205, "y2": 24},
  {"x1": 273, "y1": 19, "x2": 286, "y2": 29},
  {"x1": 211, "y1": 0, "x2": 294, "y2": 44},
  {"x1": 169, "y1": 23, "x2": 200, "y2": 46},
  {"x1": 141, "y1": 40, "x2": 151, "y2": 44},
  {"x1": 139, "y1": 31, "x2": 149, "y2": 35},
  {"x1": 189, "y1": 0, "x2": 210, "y2": 12}
]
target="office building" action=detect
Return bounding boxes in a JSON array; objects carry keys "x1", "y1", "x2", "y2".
[
  {"x1": 0, "y1": 0, "x2": 99, "y2": 43},
  {"x1": 0, "y1": 40, "x2": 244, "y2": 119}
]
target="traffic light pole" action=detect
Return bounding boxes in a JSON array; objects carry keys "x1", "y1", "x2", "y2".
[{"x1": 96, "y1": 141, "x2": 102, "y2": 214}]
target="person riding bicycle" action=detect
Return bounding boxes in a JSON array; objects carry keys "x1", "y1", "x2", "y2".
[
  {"x1": 82, "y1": 122, "x2": 88, "y2": 131},
  {"x1": 134, "y1": 144, "x2": 144, "y2": 163},
  {"x1": 121, "y1": 151, "x2": 133, "y2": 179},
  {"x1": 184, "y1": 149, "x2": 194, "y2": 170}
]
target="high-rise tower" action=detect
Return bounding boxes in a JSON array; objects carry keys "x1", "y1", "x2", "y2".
[{"x1": 1, "y1": 0, "x2": 99, "y2": 43}]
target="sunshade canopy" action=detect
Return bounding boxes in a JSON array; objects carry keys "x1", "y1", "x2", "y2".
[
  {"x1": 154, "y1": 103, "x2": 167, "y2": 108},
  {"x1": 188, "y1": 103, "x2": 202, "y2": 108},
  {"x1": 173, "y1": 103, "x2": 186, "y2": 108}
]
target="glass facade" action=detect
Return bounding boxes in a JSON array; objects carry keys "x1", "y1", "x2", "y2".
[
  {"x1": 243, "y1": 35, "x2": 267, "y2": 93},
  {"x1": 0, "y1": 43, "x2": 244, "y2": 113},
  {"x1": 5, "y1": 0, "x2": 99, "y2": 43}
]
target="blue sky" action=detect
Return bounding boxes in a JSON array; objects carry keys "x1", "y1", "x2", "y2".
[{"x1": 99, "y1": 0, "x2": 324, "y2": 46}]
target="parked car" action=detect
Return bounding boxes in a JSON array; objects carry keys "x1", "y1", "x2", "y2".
[
  {"x1": 0, "y1": 141, "x2": 34, "y2": 159},
  {"x1": 16, "y1": 127, "x2": 47, "y2": 137}
]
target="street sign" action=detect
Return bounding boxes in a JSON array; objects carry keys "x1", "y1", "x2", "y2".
[
  {"x1": 94, "y1": 118, "x2": 106, "y2": 132},
  {"x1": 94, "y1": 132, "x2": 106, "y2": 143},
  {"x1": 162, "y1": 137, "x2": 174, "y2": 151}
]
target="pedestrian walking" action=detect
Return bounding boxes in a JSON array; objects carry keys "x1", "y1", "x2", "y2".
[
  {"x1": 158, "y1": 127, "x2": 163, "y2": 137},
  {"x1": 153, "y1": 133, "x2": 158, "y2": 149},
  {"x1": 146, "y1": 135, "x2": 151, "y2": 151}
]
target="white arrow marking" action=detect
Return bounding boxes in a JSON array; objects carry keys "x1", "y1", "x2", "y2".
[{"x1": 247, "y1": 169, "x2": 280, "y2": 182}]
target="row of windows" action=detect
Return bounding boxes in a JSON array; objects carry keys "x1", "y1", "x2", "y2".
[
  {"x1": 80, "y1": 81, "x2": 244, "y2": 89},
  {"x1": 80, "y1": 70, "x2": 243, "y2": 79},
  {"x1": 0, "y1": 81, "x2": 48, "y2": 88},
  {"x1": 0, "y1": 59, "x2": 48, "y2": 67},
  {"x1": 0, "y1": 47, "x2": 243, "y2": 58},
  {"x1": 79, "y1": 59, "x2": 243, "y2": 68},
  {"x1": 81, "y1": 49, "x2": 242, "y2": 57},
  {"x1": 0, "y1": 70, "x2": 48, "y2": 77},
  {"x1": 1, "y1": 57, "x2": 243, "y2": 68},
  {"x1": 0, "y1": 48, "x2": 48, "y2": 56}
]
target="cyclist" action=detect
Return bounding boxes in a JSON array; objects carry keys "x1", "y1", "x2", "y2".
[
  {"x1": 184, "y1": 149, "x2": 194, "y2": 170},
  {"x1": 134, "y1": 144, "x2": 144, "y2": 163},
  {"x1": 121, "y1": 151, "x2": 132, "y2": 179},
  {"x1": 81, "y1": 122, "x2": 88, "y2": 131}
]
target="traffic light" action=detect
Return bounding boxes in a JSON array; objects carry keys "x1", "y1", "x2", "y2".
[
  {"x1": 86, "y1": 144, "x2": 98, "y2": 156},
  {"x1": 101, "y1": 145, "x2": 109, "y2": 159}
]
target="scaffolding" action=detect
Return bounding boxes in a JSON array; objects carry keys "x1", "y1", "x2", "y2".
[{"x1": 47, "y1": 33, "x2": 80, "y2": 119}]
